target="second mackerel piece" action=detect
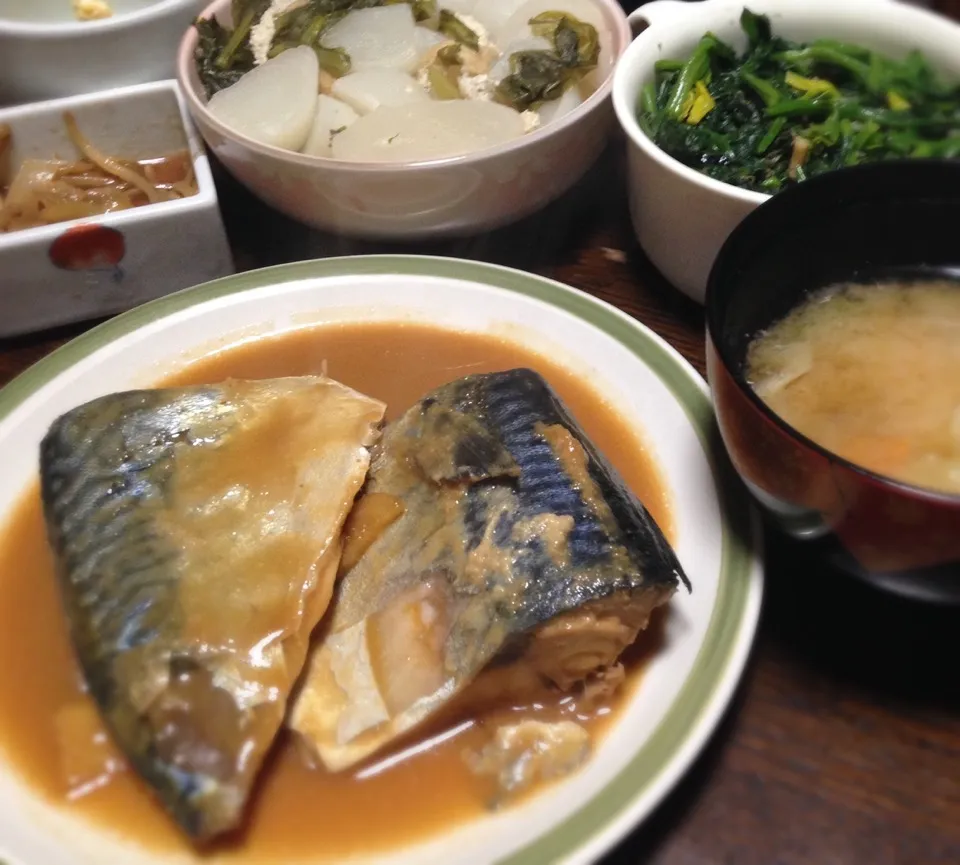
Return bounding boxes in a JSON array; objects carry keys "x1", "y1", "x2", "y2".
[{"x1": 289, "y1": 368, "x2": 689, "y2": 771}]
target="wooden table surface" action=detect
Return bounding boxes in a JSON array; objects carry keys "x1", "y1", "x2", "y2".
[{"x1": 3, "y1": 18, "x2": 960, "y2": 864}]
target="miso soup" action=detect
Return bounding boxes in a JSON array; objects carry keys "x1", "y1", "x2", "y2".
[{"x1": 746, "y1": 279, "x2": 960, "y2": 496}]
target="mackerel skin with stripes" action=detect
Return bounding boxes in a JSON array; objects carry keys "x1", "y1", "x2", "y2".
[
  {"x1": 39, "y1": 377, "x2": 385, "y2": 841},
  {"x1": 290, "y1": 368, "x2": 689, "y2": 772}
]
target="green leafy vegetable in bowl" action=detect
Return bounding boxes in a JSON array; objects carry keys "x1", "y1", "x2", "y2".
[
  {"x1": 196, "y1": 0, "x2": 441, "y2": 96},
  {"x1": 637, "y1": 8, "x2": 960, "y2": 193},
  {"x1": 496, "y1": 11, "x2": 600, "y2": 111},
  {"x1": 194, "y1": 0, "x2": 600, "y2": 116}
]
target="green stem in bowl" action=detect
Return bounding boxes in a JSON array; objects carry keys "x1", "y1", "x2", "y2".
[
  {"x1": 755, "y1": 116, "x2": 786, "y2": 154},
  {"x1": 741, "y1": 71, "x2": 782, "y2": 107},
  {"x1": 217, "y1": 0, "x2": 271, "y2": 69},
  {"x1": 766, "y1": 96, "x2": 834, "y2": 119},
  {"x1": 665, "y1": 36, "x2": 715, "y2": 120}
]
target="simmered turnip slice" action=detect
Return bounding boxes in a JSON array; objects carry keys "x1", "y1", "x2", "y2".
[
  {"x1": 332, "y1": 70, "x2": 431, "y2": 116},
  {"x1": 301, "y1": 95, "x2": 360, "y2": 157},
  {"x1": 414, "y1": 24, "x2": 449, "y2": 58},
  {"x1": 537, "y1": 82, "x2": 584, "y2": 125},
  {"x1": 497, "y1": 0, "x2": 606, "y2": 41},
  {"x1": 467, "y1": 0, "x2": 527, "y2": 33},
  {"x1": 322, "y1": 6, "x2": 419, "y2": 74},
  {"x1": 207, "y1": 45, "x2": 319, "y2": 151},
  {"x1": 331, "y1": 100, "x2": 525, "y2": 162},
  {"x1": 439, "y1": 0, "x2": 478, "y2": 16}
]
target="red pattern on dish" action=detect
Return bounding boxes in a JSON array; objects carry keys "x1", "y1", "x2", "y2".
[{"x1": 49, "y1": 225, "x2": 126, "y2": 271}]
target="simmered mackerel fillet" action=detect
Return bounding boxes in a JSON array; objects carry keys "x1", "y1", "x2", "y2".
[
  {"x1": 289, "y1": 369, "x2": 689, "y2": 772},
  {"x1": 39, "y1": 377, "x2": 385, "y2": 840}
]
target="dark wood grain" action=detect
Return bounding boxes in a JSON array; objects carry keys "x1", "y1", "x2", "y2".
[
  {"x1": 934, "y1": 0, "x2": 960, "y2": 18},
  {"x1": 3, "y1": 95, "x2": 960, "y2": 865}
]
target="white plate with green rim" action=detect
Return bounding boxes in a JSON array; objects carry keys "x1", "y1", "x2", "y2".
[{"x1": 0, "y1": 255, "x2": 762, "y2": 865}]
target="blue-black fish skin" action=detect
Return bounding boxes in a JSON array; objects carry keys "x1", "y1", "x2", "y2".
[
  {"x1": 39, "y1": 378, "x2": 386, "y2": 841},
  {"x1": 40, "y1": 388, "x2": 229, "y2": 839},
  {"x1": 289, "y1": 369, "x2": 689, "y2": 773},
  {"x1": 344, "y1": 366, "x2": 690, "y2": 644},
  {"x1": 409, "y1": 367, "x2": 690, "y2": 624}
]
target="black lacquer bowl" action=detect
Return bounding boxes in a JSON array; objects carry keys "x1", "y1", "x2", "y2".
[{"x1": 706, "y1": 159, "x2": 960, "y2": 603}]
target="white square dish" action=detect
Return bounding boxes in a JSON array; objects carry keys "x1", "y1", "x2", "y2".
[{"x1": 0, "y1": 79, "x2": 233, "y2": 337}]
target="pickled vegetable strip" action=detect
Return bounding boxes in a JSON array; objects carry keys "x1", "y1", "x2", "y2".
[
  {"x1": 0, "y1": 116, "x2": 198, "y2": 234},
  {"x1": 64, "y1": 113, "x2": 167, "y2": 205}
]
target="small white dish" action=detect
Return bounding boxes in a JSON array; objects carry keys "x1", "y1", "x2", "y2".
[
  {"x1": 0, "y1": 0, "x2": 207, "y2": 105},
  {"x1": 612, "y1": 0, "x2": 960, "y2": 304},
  {"x1": 0, "y1": 79, "x2": 233, "y2": 338},
  {"x1": 0, "y1": 256, "x2": 762, "y2": 865}
]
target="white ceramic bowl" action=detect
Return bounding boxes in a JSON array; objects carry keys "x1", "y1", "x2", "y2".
[
  {"x1": 176, "y1": 0, "x2": 631, "y2": 240},
  {"x1": 612, "y1": 0, "x2": 960, "y2": 304},
  {"x1": 0, "y1": 80, "x2": 233, "y2": 337},
  {"x1": 0, "y1": 257, "x2": 762, "y2": 865},
  {"x1": 0, "y1": 0, "x2": 207, "y2": 105}
]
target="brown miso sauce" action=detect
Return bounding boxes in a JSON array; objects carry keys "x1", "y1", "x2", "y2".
[{"x1": 0, "y1": 322, "x2": 674, "y2": 862}]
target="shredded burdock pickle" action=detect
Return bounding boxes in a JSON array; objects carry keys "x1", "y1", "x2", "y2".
[{"x1": 0, "y1": 114, "x2": 198, "y2": 234}]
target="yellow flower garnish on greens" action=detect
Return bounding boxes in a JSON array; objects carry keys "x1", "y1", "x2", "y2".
[
  {"x1": 681, "y1": 80, "x2": 716, "y2": 125},
  {"x1": 887, "y1": 91, "x2": 912, "y2": 111},
  {"x1": 785, "y1": 71, "x2": 839, "y2": 99}
]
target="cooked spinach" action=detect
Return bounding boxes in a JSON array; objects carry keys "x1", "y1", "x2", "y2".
[
  {"x1": 495, "y1": 12, "x2": 600, "y2": 112},
  {"x1": 638, "y1": 8, "x2": 960, "y2": 193},
  {"x1": 195, "y1": 15, "x2": 255, "y2": 97},
  {"x1": 222, "y1": 0, "x2": 272, "y2": 66}
]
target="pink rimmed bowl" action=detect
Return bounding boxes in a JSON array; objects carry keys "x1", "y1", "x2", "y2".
[{"x1": 177, "y1": 0, "x2": 630, "y2": 240}]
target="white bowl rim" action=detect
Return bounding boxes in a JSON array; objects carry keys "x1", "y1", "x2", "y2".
[
  {"x1": 0, "y1": 0, "x2": 199, "y2": 36},
  {"x1": 177, "y1": 0, "x2": 631, "y2": 171},
  {"x1": 611, "y1": 0, "x2": 960, "y2": 207}
]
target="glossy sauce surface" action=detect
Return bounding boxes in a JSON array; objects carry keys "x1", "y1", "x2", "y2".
[{"x1": 0, "y1": 322, "x2": 673, "y2": 862}]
